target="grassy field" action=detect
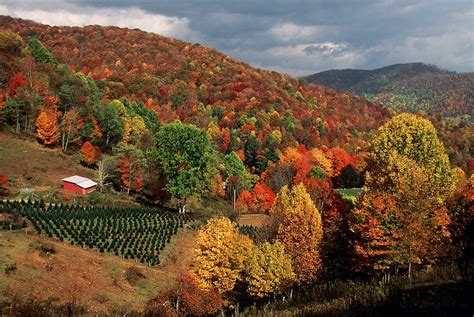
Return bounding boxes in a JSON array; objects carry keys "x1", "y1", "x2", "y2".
[
  {"x1": 0, "y1": 133, "x2": 200, "y2": 314},
  {"x1": 0, "y1": 133, "x2": 94, "y2": 194},
  {"x1": 0, "y1": 226, "x2": 197, "y2": 314},
  {"x1": 334, "y1": 188, "x2": 363, "y2": 198},
  {"x1": 0, "y1": 133, "x2": 141, "y2": 207}
]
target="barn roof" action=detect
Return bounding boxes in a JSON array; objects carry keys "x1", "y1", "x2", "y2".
[{"x1": 62, "y1": 175, "x2": 97, "y2": 189}]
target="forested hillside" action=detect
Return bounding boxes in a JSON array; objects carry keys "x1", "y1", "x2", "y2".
[
  {"x1": 304, "y1": 63, "x2": 453, "y2": 94},
  {"x1": 0, "y1": 16, "x2": 388, "y2": 223},
  {"x1": 303, "y1": 62, "x2": 472, "y2": 119},
  {"x1": 304, "y1": 63, "x2": 474, "y2": 172},
  {"x1": 0, "y1": 14, "x2": 473, "y2": 316},
  {"x1": 0, "y1": 15, "x2": 387, "y2": 157}
]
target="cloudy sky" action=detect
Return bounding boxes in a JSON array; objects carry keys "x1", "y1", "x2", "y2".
[{"x1": 0, "y1": 0, "x2": 472, "y2": 76}]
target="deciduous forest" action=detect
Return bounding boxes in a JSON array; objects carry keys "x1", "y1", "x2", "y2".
[{"x1": 0, "y1": 15, "x2": 472, "y2": 316}]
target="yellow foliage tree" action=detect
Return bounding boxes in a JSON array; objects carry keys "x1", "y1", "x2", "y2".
[
  {"x1": 245, "y1": 241, "x2": 295, "y2": 298},
  {"x1": 351, "y1": 114, "x2": 458, "y2": 275},
  {"x1": 271, "y1": 184, "x2": 323, "y2": 284},
  {"x1": 194, "y1": 217, "x2": 254, "y2": 294},
  {"x1": 310, "y1": 148, "x2": 334, "y2": 177},
  {"x1": 368, "y1": 113, "x2": 456, "y2": 199}
]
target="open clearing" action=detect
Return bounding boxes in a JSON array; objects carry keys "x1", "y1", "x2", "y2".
[
  {"x1": 0, "y1": 133, "x2": 94, "y2": 195},
  {"x1": 0, "y1": 226, "x2": 197, "y2": 314}
]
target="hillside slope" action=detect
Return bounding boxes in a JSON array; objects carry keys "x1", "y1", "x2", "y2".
[
  {"x1": 303, "y1": 63, "x2": 473, "y2": 119},
  {"x1": 0, "y1": 15, "x2": 388, "y2": 154},
  {"x1": 304, "y1": 63, "x2": 452, "y2": 94},
  {"x1": 0, "y1": 227, "x2": 197, "y2": 314}
]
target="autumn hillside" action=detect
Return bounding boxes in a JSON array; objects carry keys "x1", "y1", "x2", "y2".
[
  {"x1": 304, "y1": 62, "x2": 473, "y2": 119},
  {"x1": 0, "y1": 15, "x2": 388, "y2": 154},
  {"x1": 304, "y1": 63, "x2": 474, "y2": 172}
]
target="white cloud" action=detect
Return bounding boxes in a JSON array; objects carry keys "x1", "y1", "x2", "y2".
[
  {"x1": 228, "y1": 41, "x2": 364, "y2": 76},
  {"x1": 0, "y1": 1, "x2": 472, "y2": 76},
  {"x1": 268, "y1": 23, "x2": 329, "y2": 42},
  {"x1": 0, "y1": 4, "x2": 201, "y2": 42}
]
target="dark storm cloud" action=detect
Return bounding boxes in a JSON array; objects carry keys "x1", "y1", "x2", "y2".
[{"x1": 1, "y1": 0, "x2": 472, "y2": 75}]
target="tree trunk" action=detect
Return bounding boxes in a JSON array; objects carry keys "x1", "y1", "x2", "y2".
[
  {"x1": 16, "y1": 109, "x2": 20, "y2": 133},
  {"x1": 61, "y1": 131, "x2": 66, "y2": 151},
  {"x1": 408, "y1": 245, "x2": 412, "y2": 285}
]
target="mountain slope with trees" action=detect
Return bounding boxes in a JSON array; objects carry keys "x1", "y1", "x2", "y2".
[
  {"x1": 0, "y1": 15, "x2": 388, "y2": 157},
  {"x1": 303, "y1": 62, "x2": 472, "y2": 119},
  {"x1": 303, "y1": 63, "x2": 473, "y2": 173}
]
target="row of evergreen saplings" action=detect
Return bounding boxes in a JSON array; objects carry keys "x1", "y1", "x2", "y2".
[{"x1": 0, "y1": 200, "x2": 187, "y2": 266}]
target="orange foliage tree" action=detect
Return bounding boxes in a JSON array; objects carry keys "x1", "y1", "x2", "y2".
[
  {"x1": 80, "y1": 141, "x2": 100, "y2": 165},
  {"x1": 322, "y1": 147, "x2": 355, "y2": 177},
  {"x1": 262, "y1": 146, "x2": 335, "y2": 211},
  {"x1": 118, "y1": 155, "x2": 144, "y2": 194},
  {"x1": 36, "y1": 109, "x2": 59, "y2": 145},
  {"x1": 350, "y1": 114, "x2": 457, "y2": 275}
]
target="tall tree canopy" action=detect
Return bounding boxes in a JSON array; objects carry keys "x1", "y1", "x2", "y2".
[
  {"x1": 152, "y1": 121, "x2": 217, "y2": 208},
  {"x1": 244, "y1": 241, "x2": 295, "y2": 298},
  {"x1": 271, "y1": 183, "x2": 323, "y2": 284},
  {"x1": 351, "y1": 113, "x2": 458, "y2": 274},
  {"x1": 193, "y1": 217, "x2": 254, "y2": 294}
]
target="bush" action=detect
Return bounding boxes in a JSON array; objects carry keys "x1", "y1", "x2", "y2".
[
  {"x1": 0, "y1": 294, "x2": 87, "y2": 316},
  {"x1": 146, "y1": 273, "x2": 224, "y2": 317},
  {"x1": 30, "y1": 241, "x2": 57, "y2": 257},
  {"x1": 125, "y1": 266, "x2": 146, "y2": 286},
  {"x1": 4, "y1": 263, "x2": 17, "y2": 275}
]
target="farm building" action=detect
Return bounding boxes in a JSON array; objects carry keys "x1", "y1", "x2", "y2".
[{"x1": 62, "y1": 175, "x2": 97, "y2": 195}]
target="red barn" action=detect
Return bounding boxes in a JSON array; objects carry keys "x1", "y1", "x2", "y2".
[{"x1": 62, "y1": 175, "x2": 97, "y2": 195}]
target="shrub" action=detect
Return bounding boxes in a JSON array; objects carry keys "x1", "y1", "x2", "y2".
[
  {"x1": 125, "y1": 266, "x2": 146, "y2": 286},
  {"x1": 4, "y1": 263, "x2": 17, "y2": 275}
]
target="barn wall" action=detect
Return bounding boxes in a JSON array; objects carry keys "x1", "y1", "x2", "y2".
[
  {"x1": 85, "y1": 186, "x2": 96, "y2": 194},
  {"x1": 63, "y1": 181, "x2": 83, "y2": 195},
  {"x1": 63, "y1": 182, "x2": 96, "y2": 195}
]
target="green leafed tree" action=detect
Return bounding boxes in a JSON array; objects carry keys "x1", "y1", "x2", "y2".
[
  {"x1": 223, "y1": 151, "x2": 254, "y2": 191},
  {"x1": 152, "y1": 121, "x2": 217, "y2": 212},
  {"x1": 95, "y1": 101, "x2": 125, "y2": 145},
  {"x1": 28, "y1": 38, "x2": 57, "y2": 66}
]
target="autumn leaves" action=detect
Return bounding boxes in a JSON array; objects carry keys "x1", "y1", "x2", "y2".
[
  {"x1": 350, "y1": 114, "x2": 458, "y2": 274},
  {"x1": 193, "y1": 183, "x2": 323, "y2": 302},
  {"x1": 192, "y1": 113, "x2": 464, "y2": 303}
]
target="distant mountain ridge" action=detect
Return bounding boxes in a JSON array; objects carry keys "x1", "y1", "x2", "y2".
[
  {"x1": 303, "y1": 62, "x2": 453, "y2": 94},
  {"x1": 303, "y1": 63, "x2": 472, "y2": 119}
]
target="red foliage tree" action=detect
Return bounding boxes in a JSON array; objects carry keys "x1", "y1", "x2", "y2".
[
  {"x1": 0, "y1": 173, "x2": 9, "y2": 196},
  {"x1": 8, "y1": 72, "x2": 27, "y2": 97},
  {"x1": 253, "y1": 183, "x2": 276, "y2": 212},
  {"x1": 118, "y1": 155, "x2": 144, "y2": 194},
  {"x1": 237, "y1": 183, "x2": 276, "y2": 214},
  {"x1": 322, "y1": 147, "x2": 355, "y2": 177}
]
